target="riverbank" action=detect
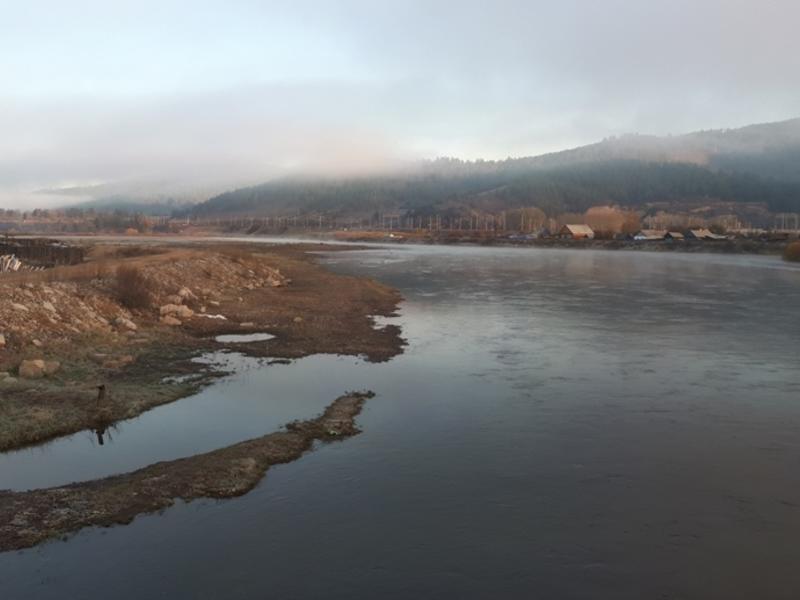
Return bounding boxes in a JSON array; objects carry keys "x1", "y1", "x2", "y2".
[
  {"x1": 0, "y1": 242, "x2": 404, "y2": 451},
  {"x1": 0, "y1": 391, "x2": 373, "y2": 552}
]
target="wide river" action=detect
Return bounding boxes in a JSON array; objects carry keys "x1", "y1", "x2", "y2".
[{"x1": 2, "y1": 244, "x2": 800, "y2": 599}]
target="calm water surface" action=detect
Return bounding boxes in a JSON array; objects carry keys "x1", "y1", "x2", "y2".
[{"x1": 2, "y1": 246, "x2": 800, "y2": 599}]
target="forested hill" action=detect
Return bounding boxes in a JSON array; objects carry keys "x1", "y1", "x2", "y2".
[{"x1": 187, "y1": 118, "x2": 800, "y2": 218}]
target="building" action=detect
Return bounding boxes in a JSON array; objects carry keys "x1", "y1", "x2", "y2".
[
  {"x1": 687, "y1": 228, "x2": 727, "y2": 241},
  {"x1": 664, "y1": 231, "x2": 685, "y2": 240},
  {"x1": 634, "y1": 229, "x2": 667, "y2": 241},
  {"x1": 558, "y1": 224, "x2": 595, "y2": 240}
]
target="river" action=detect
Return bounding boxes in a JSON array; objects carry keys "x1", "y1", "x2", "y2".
[{"x1": 2, "y1": 245, "x2": 800, "y2": 599}]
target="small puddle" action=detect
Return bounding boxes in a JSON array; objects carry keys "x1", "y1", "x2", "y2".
[{"x1": 215, "y1": 333, "x2": 275, "y2": 343}]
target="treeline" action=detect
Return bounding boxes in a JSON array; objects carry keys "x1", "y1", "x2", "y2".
[
  {"x1": 188, "y1": 159, "x2": 800, "y2": 219},
  {"x1": 0, "y1": 208, "x2": 175, "y2": 234}
]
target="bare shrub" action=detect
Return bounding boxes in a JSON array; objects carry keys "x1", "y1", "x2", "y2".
[
  {"x1": 784, "y1": 241, "x2": 800, "y2": 262},
  {"x1": 115, "y1": 265, "x2": 154, "y2": 309}
]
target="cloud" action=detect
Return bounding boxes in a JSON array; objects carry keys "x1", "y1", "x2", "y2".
[{"x1": 1, "y1": 0, "x2": 799, "y2": 208}]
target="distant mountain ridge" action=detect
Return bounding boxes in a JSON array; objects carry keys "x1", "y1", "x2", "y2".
[
  {"x1": 494, "y1": 117, "x2": 800, "y2": 175},
  {"x1": 187, "y1": 117, "x2": 800, "y2": 220}
]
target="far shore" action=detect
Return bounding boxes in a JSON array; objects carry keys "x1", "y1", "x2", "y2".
[{"x1": 8, "y1": 228, "x2": 795, "y2": 256}]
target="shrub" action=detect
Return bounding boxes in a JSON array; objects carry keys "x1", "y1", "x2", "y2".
[
  {"x1": 115, "y1": 265, "x2": 154, "y2": 309},
  {"x1": 783, "y1": 241, "x2": 800, "y2": 263}
]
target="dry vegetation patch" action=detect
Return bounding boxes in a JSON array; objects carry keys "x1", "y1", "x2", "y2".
[{"x1": 784, "y1": 241, "x2": 800, "y2": 262}]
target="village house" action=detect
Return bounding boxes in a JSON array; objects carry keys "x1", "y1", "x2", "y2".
[
  {"x1": 687, "y1": 228, "x2": 727, "y2": 241},
  {"x1": 664, "y1": 231, "x2": 685, "y2": 240},
  {"x1": 633, "y1": 229, "x2": 667, "y2": 241},
  {"x1": 558, "y1": 224, "x2": 595, "y2": 240}
]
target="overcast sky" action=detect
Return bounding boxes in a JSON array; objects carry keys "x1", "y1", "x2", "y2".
[{"x1": 1, "y1": 0, "x2": 799, "y2": 208}]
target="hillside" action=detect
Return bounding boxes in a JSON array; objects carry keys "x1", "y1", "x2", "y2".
[{"x1": 187, "y1": 118, "x2": 800, "y2": 220}]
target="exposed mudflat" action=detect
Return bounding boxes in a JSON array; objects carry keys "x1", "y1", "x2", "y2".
[{"x1": 0, "y1": 392, "x2": 373, "y2": 552}]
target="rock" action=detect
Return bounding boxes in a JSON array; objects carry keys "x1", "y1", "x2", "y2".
[
  {"x1": 293, "y1": 316, "x2": 304, "y2": 323},
  {"x1": 178, "y1": 287, "x2": 196, "y2": 300},
  {"x1": 160, "y1": 303, "x2": 181, "y2": 315},
  {"x1": 0, "y1": 371, "x2": 9, "y2": 379},
  {"x1": 208, "y1": 300, "x2": 221, "y2": 307},
  {"x1": 239, "y1": 321, "x2": 255, "y2": 327},
  {"x1": 43, "y1": 360, "x2": 61, "y2": 375},
  {"x1": 19, "y1": 359, "x2": 46, "y2": 379},
  {"x1": 11, "y1": 303, "x2": 28, "y2": 312},
  {"x1": 42, "y1": 301, "x2": 57, "y2": 313},
  {"x1": 165, "y1": 295, "x2": 183, "y2": 305},
  {"x1": 160, "y1": 304, "x2": 193, "y2": 319},
  {"x1": 1, "y1": 377, "x2": 18, "y2": 384},
  {"x1": 32, "y1": 339, "x2": 43, "y2": 348},
  {"x1": 103, "y1": 355, "x2": 134, "y2": 369},
  {"x1": 114, "y1": 316, "x2": 138, "y2": 331},
  {"x1": 0, "y1": 333, "x2": 5, "y2": 348},
  {"x1": 174, "y1": 305, "x2": 194, "y2": 319},
  {"x1": 160, "y1": 315, "x2": 182, "y2": 326}
]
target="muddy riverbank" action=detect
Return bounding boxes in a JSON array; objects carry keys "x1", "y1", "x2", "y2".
[{"x1": 0, "y1": 243, "x2": 404, "y2": 451}]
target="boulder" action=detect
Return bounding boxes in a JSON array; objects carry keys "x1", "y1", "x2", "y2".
[
  {"x1": 178, "y1": 287, "x2": 196, "y2": 300},
  {"x1": 19, "y1": 359, "x2": 46, "y2": 379},
  {"x1": 43, "y1": 360, "x2": 61, "y2": 375},
  {"x1": 160, "y1": 315, "x2": 182, "y2": 326}
]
